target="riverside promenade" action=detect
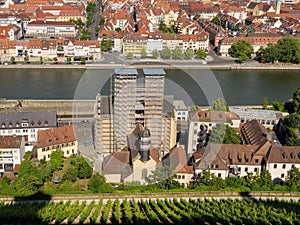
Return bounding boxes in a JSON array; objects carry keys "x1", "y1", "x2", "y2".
[{"x1": 0, "y1": 61, "x2": 300, "y2": 70}]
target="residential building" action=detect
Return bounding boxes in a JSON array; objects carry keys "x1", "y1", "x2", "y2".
[
  {"x1": 230, "y1": 107, "x2": 283, "y2": 128},
  {"x1": 193, "y1": 143, "x2": 271, "y2": 179},
  {"x1": 0, "y1": 111, "x2": 57, "y2": 143},
  {"x1": 0, "y1": 136, "x2": 25, "y2": 174},
  {"x1": 187, "y1": 110, "x2": 240, "y2": 154},
  {"x1": 123, "y1": 33, "x2": 148, "y2": 55},
  {"x1": 36, "y1": 125, "x2": 78, "y2": 161},
  {"x1": 25, "y1": 21, "x2": 76, "y2": 39},
  {"x1": 265, "y1": 145, "x2": 300, "y2": 183}
]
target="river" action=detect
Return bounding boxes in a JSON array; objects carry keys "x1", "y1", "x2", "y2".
[{"x1": 0, "y1": 68, "x2": 299, "y2": 106}]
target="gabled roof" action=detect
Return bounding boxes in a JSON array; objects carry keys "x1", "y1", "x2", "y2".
[
  {"x1": 37, "y1": 125, "x2": 77, "y2": 148},
  {"x1": 266, "y1": 145, "x2": 300, "y2": 164}
]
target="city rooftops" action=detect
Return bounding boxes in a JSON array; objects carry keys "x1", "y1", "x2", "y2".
[
  {"x1": 229, "y1": 107, "x2": 282, "y2": 120},
  {"x1": 143, "y1": 68, "x2": 166, "y2": 75},
  {"x1": 114, "y1": 68, "x2": 138, "y2": 75}
]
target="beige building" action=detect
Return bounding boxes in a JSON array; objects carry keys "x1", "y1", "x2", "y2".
[{"x1": 36, "y1": 125, "x2": 78, "y2": 161}]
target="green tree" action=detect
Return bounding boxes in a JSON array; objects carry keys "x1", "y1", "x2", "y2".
[
  {"x1": 211, "y1": 16, "x2": 221, "y2": 26},
  {"x1": 88, "y1": 173, "x2": 113, "y2": 193},
  {"x1": 100, "y1": 38, "x2": 112, "y2": 51},
  {"x1": 75, "y1": 157, "x2": 93, "y2": 179},
  {"x1": 172, "y1": 46, "x2": 184, "y2": 59},
  {"x1": 286, "y1": 88, "x2": 300, "y2": 114},
  {"x1": 211, "y1": 98, "x2": 229, "y2": 111},
  {"x1": 160, "y1": 47, "x2": 172, "y2": 59},
  {"x1": 148, "y1": 166, "x2": 180, "y2": 189},
  {"x1": 152, "y1": 49, "x2": 159, "y2": 59},
  {"x1": 285, "y1": 167, "x2": 300, "y2": 190},
  {"x1": 184, "y1": 48, "x2": 194, "y2": 59},
  {"x1": 80, "y1": 56, "x2": 86, "y2": 65},
  {"x1": 80, "y1": 29, "x2": 91, "y2": 40},
  {"x1": 195, "y1": 49, "x2": 207, "y2": 59},
  {"x1": 67, "y1": 57, "x2": 72, "y2": 64},
  {"x1": 262, "y1": 97, "x2": 269, "y2": 109},
  {"x1": 229, "y1": 40, "x2": 254, "y2": 62},
  {"x1": 50, "y1": 151, "x2": 64, "y2": 172},
  {"x1": 10, "y1": 56, "x2": 15, "y2": 64},
  {"x1": 272, "y1": 101, "x2": 285, "y2": 111},
  {"x1": 261, "y1": 43, "x2": 279, "y2": 63},
  {"x1": 115, "y1": 27, "x2": 121, "y2": 32},
  {"x1": 286, "y1": 127, "x2": 300, "y2": 146},
  {"x1": 277, "y1": 36, "x2": 300, "y2": 64},
  {"x1": 126, "y1": 52, "x2": 134, "y2": 59},
  {"x1": 63, "y1": 166, "x2": 77, "y2": 182},
  {"x1": 223, "y1": 125, "x2": 241, "y2": 144},
  {"x1": 141, "y1": 49, "x2": 147, "y2": 59},
  {"x1": 284, "y1": 113, "x2": 300, "y2": 128},
  {"x1": 189, "y1": 105, "x2": 199, "y2": 113}
]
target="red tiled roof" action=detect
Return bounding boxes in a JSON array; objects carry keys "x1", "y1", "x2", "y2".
[
  {"x1": 0, "y1": 136, "x2": 22, "y2": 148},
  {"x1": 37, "y1": 125, "x2": 77, "y2": 148}
]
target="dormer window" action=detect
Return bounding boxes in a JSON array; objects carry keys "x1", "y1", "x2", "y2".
[
  {"x1": 45, "y1": 121, "x2": 48, "y2": 126},
  {"x1": 16, "y1": 122, "x2": 20, "y2": 127},
  {"x1": 31, "y1": 121, "x2": 35, "y2": 126},
  {"x1": 1, "y1": 122, "x2": 5, "y2": 128},
  {"x1": 8, "y1": 122, "x2": 13, "y2": 128},
  {"x1": 38, "y1": 121, "x2": 41, "y2": 126}
]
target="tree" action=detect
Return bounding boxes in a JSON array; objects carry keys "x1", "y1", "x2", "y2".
[
  {"x1": 88, "y1": 173, "x2": 113, "y2": 193},
  {"x1": 195, "y1": 49, "x2": 207, "y2": 59},
  {"x1": 75, "y1": 157, "x2": 93, "y2": 179},
  {"x1": 80, "y1": 29, "x2": 91, "y2": 40},
  {"x1": 286, "y1": 128, "x2": 300, "y2": 146},
  {"x1": 229, "y1": 40, "x2": 254, "y2": 62},
  {"x1": 223, "y1": 125, "x2": 241, "y2": 144},
  {"x1": 100, "y1": 38, "x2": 112, "y2": 51},
  {"x1": 211, "y1": 98, "x2": 229, "y2": 111},
  {"x1": 39, "y1": 56, "x2": 43, "y2": 64},
  {"x1": 115, "y1": 27, "x2": 122, "y2": 32},
  {"x1": 283, "y1": 113, "x2": 300, "y2": 128},
  {"x1": 277, "y1": 36, "x2": 300, "y2": 64},
  {"x1": 10, "y1": 56, "x2": 15, "y2": 64},
  {"x1": 261, "y1": 43, "x2": 279, "y2": 63},
  {"x1": 152, "y1": 49, "x2": 159, "y2": 59},
  {"x1": 209, "y1": 123, "x2": 226, "y2": 144},
  {"x1": 160, "y1": 47, "x2": 172, "y2": 59},
  {"x1": 172, "y1": 46, "x2": 184, "y2": 59},
  {"x1": 50, "y1": 151, "x2": 64, "y2": 172},
  {"x1": 272, "y1": 101, "x2": 285, "y2": 111},
  {"x1": 148, "y1": 165, "x2": 180, "y2": 189},
  {"x1": 262, "y1": 97, "x2": 269, "y2": 109},
  {"x1": 285, "y1": 167, "x2": 300, "y2": 190},
  {"x1": 80, "y1": 56, "x2": 86, "y2": 65},
  {"x1": 184, "y1": 48, "x2": 194, "y2": 59},
  {"x1": 126, "y1": 52, "x2": 134, "y2": 59},
  {"x1": 211, "y1": 16, "x2": 220, "y2": 26},
  {"x1": 63, "y1": 166, "x2": 77, "y2": 182},
  {"x1": 189, "y1": 105, "x2": 199, "y2": 113},
  {"x1": 141, "y1": 50, "x2": 147, "y2": 59},
  {"x1": 67, "y1": 57, "x2": 72, "y2": 64},
  {"x1": 286, "y1": 88, "x2": 300, "y2": 114}
]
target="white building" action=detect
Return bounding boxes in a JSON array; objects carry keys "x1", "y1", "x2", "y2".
[
  {"x1": 0, "y1": 111, "x2": 57, "y2": 143},
  {"x1": 265, "y1": 145, "x2": 300, "y2": 183},
  {"x1": 230, "y1": 107, "x2": 283, "y2": 128},
  {"x1": 25, "y1": 21, "x2": 76, "y2": 39},
  {"x1": 188, "y1": 110, "x2": 240, "y2": 154},
  {"x1": 0, "y1": 136, "x2": 25, "y2": 174}
]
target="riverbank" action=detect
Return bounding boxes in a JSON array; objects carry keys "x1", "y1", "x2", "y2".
[{"x1": 1, "y1": 62, "x2": 300, "y2": 70}]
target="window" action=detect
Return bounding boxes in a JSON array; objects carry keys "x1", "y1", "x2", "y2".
[
  {"x1": 292, "y1": 165, "x2": 295, "y2": 169},
  {"x1": 245, "y1": 167, "x2": 248, "y2": 172},
  {"x1": 238, "y1": 167, "x2": 241, "y2": 172},
  {"x1": 281, "y1": 173, "x2": 285, "y2": 178},
  {"x1": 282, "y1": 164, "x2": 286, "y2": 169},
  {"x1": 218, "y1": 173, "x2": 221, "y2": 177},
  {"x1": 254, "y1": 168, "x2": 258, "y2": 172},
  {"x1": 182, "y1": 175, "x2": 185, "y2": 179},
  {"x1": 67, "y1": 150, "x2": 69, "y2": 155},
  {"x1": 255, "y1": 159, "x2": 259, "y2": 163},
  {"x1": 274, "y1": 164, "x2": 277, "y2": 169},
  {"x1": 142, "y1": 169, "x2": 147, "y2": 179},
  {"x1": 0, "y1": 164, "x2": 3, "y2": 169}
]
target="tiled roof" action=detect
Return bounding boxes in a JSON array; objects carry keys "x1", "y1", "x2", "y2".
[
  {"x1": 36, "y1": 125, "x2": 77, "y2": 148},
  {"x1": 240, "y1": 120, "x2": 268, "y2": 146},
  {"x1": 266, "y1": 146, "x2": 300, "y2": 164},
  {"x1": 0, "y1": 136, "x2": 22, "y2": 148},
  {"x1": 190, "y1": 110, "x2": 240, "y2": 123}
]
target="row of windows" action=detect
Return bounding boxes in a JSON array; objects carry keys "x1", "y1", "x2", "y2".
[
  {"x1": 41, "y1": 142, "x2": 76, "y2": 152},
  {"x1": 273, "y1": 164, "x2": 295, "y2": 169},
  {"x1": 42, "y1": 149, "x2": 75, "y2": 160}
]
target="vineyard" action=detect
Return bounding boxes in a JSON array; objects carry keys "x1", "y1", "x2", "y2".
[{"x1": 1, "y1": 198, "x2": 300, "y2": 224}]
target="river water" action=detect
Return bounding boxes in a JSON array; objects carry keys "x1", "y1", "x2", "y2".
[{"x1": 0, "y1": 68, "x2": 299, "y2": 106}]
